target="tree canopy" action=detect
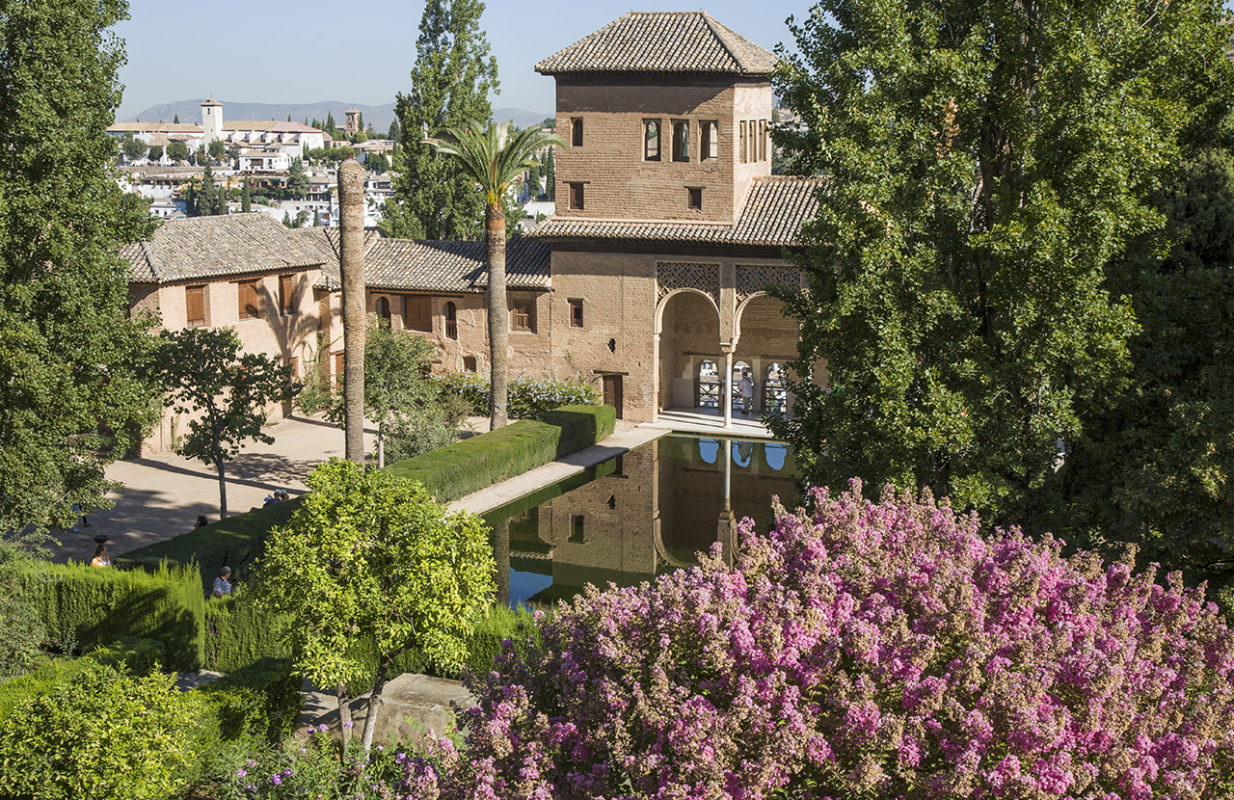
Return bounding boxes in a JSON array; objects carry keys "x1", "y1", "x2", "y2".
[
  {"x1": 770, "y1": 0, "x2": 1233, "y2": 528},
  {"x1": 256, "y1": 459, "x2": 494, "y2": 751},
  {"x1": 0, "y1": 0, "x2": 161, "y2": 537},
  {"x1": 382, "y1": 0, "x2": 499, "y2": 240}
]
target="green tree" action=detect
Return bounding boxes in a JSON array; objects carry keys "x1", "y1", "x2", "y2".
[
  {"x1": 207, "y1": 138, "x2": 226, "y2": 161},
  {"x1": 193, "y1": 163, "x2": 224, "y2": 216},
  {"x1": 1068, "y1": 135, "x2": 1234, "y2": 594},
  {"x1": 425, "y1": 122, "x2": 564, "y2": 429},
  {"x1": 120, "y1": 133, "x2": 146, "y2": 161},
  {"x1": 366, "y1": 152, "x2": 390, "y2": 173},
  {"x1": 172, "y1": 113, "x2": 179, "y2": 124},
  {"x1": 770, "y1": 0, "x2": 1230, "y2": 526},
  {"x1": 165, "y1": 140, "x2": 189, "y2": 163},
  {"x1": 256, "y1": 458, "x2": 495, "y2": 751},
  {"x1": 542, "y1": 146, "x2": 554, "y2": 201},
  {"x1": 146, "y1": 144, "x2": 163, "y2": 162},
  {"x1": 157, "y1": 327, "x2": 299, "y2": 518},
  {"x1": 240, "y1": 178, "x2": 251, "y2": 212},
  {"x1": 524, "y1": 162, "x2": 541, "y2": 199},
  {"x1": 285, "y1": 156, "x2": 309, "y2": 199},
  {"x1": 0, "y1": 0, "x2": 161, "y2": 536},
  {"x1": 325, "y1": 110, "x2": 336, "y2": 134},
  {"x1": 381, "y1": 0, "x2": 499, "y2": 240},
  {"x1": 387, "y1": 117, "x2": 401, "y2": 144},
  {"x1": 0, "y1": 542, "x2": 45, "y2": 677}
]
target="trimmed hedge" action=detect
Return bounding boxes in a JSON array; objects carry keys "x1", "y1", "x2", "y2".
[
  {"x1": 205, "y1": 592, "x2": 290, "y2": 673},
  {"x1": 0, "y1": 638, "x2": 165, "y2": 719},
  {"x1": 194, "y1": 657, "x2": 302, "y2": 745},
  {"x1": 435, "y1": 372, "x2": 601, "y2": 418},
  {"x1": 17, "y1": 561, "x2": 205, "y2": 671},
  {"x1": 385, "y1": 404, "x2": 616, "y2": 502}
]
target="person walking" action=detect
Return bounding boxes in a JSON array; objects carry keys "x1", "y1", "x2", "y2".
[{"x1": 739, "y1": 370, "x2": 755, "y2": 415}]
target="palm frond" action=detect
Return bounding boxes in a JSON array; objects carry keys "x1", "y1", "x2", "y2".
[{"x1": 424, "y1": 121, "x2": 566, "y2": 208}]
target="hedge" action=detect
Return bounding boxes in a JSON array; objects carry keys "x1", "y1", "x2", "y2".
[
  {"x1": 434, "y1": 372, "x2": 600, "y2": 418},
  {"x1": 193, "y1": 656, "x2": 302, "y2": 745},
  {"x1": 17, "y1": 561, "x2": 205, "y2": 671},
  {"x1": 0, "y1": 638, "x2": 165, "y2": 720},
  {"x1": 123, "y1": 404, "x2": 615, "y2": 583},
  {"x1": 384, "y1": 404, "x2": 616, "y2": 502},
  {"x1": 205, "y1": 592, "x2": 290, "y2": 673}
]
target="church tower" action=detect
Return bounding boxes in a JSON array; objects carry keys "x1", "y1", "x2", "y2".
[{"x1": 200, "y1": 98, "x2": 223, "y2": 144}]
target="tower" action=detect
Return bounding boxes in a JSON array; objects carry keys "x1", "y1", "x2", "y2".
[
  {"x1": 535, "y1": 12, "x2": 777, "y2": 223},
  {"x1": 200, "y1": 98, "x2": 223, "y2": 144},
  {"x1": 345, "y1": 108, "x2": 361, "y2": 136}
]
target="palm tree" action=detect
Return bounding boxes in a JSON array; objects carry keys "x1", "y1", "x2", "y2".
[{"x1": 424, "y1": 122, "x2": 564, "y2": 429}]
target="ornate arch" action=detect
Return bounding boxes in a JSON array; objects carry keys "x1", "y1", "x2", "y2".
[
  {"x1": 657, "y1": 261, "x2": 721, "y2": 307},
  {"x1": 735, "y1": 264, "x2": 801, "y2": 306},
  {"x1": 654, "y1": 287, "x2": 720, "y2": 335}
]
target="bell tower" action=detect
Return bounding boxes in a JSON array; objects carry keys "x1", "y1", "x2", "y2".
[{"x1": 200, "y1": 98, "x2": 223, "y2": 144}]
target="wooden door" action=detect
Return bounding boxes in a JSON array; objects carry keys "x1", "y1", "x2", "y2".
[{"x1": 602, "y1": 374, "x2": 623, "y2": 419}]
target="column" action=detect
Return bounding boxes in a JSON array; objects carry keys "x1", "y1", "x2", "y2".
[{"x1": 723, "y1": 348, "x2": 734, "y2": 428}]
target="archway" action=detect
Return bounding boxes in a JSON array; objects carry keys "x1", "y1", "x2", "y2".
[
  {"x1": 375, "y1": 296, "x2": 391, "y2": 325},
  {"x1": 656, "y1": 290, "x2": 720, "y2": 411},
  {"x1": 733, "y1": 294, "x2": 798, "y2": 415}
]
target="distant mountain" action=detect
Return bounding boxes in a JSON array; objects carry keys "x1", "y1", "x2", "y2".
[{"x1": 123, "y1": 100, "x2": 551, "y2": 134}]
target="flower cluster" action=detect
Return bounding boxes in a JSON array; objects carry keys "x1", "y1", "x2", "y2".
[
  {"x1": 216, "y1": 726, "x2": 406, "y2": 799},
  {"x1": 398, "y1": 481, "x2": 1234, "y2": 799},
  {"x1": 433, "y1": 372, "x2": 599, "y2": 418}
]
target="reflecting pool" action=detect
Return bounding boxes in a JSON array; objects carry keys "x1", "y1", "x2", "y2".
[{"x1": 483, "y1": 434, "x2": 798, "y2": 606}]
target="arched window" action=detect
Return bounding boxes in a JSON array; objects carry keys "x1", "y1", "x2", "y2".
[
  {"x1": 697, "y1": 438, "x2": 719, "y2": 465},
  {"x1": 375, "y1": 296, "x2": 391, "y2": 324},
  {"x1": 444, "y1": 301, "x2": 458, "y2": 340}
]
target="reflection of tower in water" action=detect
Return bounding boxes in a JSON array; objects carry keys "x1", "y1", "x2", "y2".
[{"x1": 494, "y1": 436, "x2": 798, "y2": 604}]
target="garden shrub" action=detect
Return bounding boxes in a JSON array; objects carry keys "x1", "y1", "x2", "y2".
[
  {"x1": 205, "y1": 592, "x2": 291, "y2": 673},
  {"x1": 400, "y1": 482, "x2": 1234, "y2": 799},
  {"x1": 385, "y1": 404, "x2": 616, "y2": 502},
  {"x1": 0, "y1": 638, "x2": 164, "y2": 719},
  {"x1": 194, "y1": 657, "x2": 302, "y2": 746},
  {"x1": 16, "y1": 560, "x2": 205, "y2": 671},
  {"x1": 0, "y1": 661, "x2": 198, "y2": 800},
  {"x1": 434, "y1": 372, "x2": 600, "y2": 418},
  {"x1": 0, "y1": 542, "x2": 46, "y2": 679}
]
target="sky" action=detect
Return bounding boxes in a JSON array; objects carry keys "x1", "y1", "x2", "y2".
[{"x1": 113, "y1": 1, "x2": 809, "y2": 120}]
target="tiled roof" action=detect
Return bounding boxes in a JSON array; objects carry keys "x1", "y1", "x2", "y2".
[
  {"x1": 222, "y1": 121, "x2": 323, "y2": 133},
  {"x1": 535, "y1": 12, "x2": 778, "y2": 76},
  {"x1": 108, "y1": 122, "x2": 202, "y2": 133},
  {"x1": 298, "y1": 229, "x2": 551, "y2": 293},
  {"x1": 526, "y1": 176, "x2": 823, "y2": 247},
  {"x1": 121, "y1": 213, "x2": 327, "y2": 283}
]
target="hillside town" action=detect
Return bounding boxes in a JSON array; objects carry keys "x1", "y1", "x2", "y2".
[{"x1": 4, "y1": 1, "x2": 1234, "y2": 798}]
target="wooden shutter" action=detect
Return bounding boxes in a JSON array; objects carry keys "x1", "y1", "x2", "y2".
[
  {"x1": 405, "y1": 295, "x2": 432, "y2": 332},
  {"x1": 279, "y1": 275, "x2": 294, "y2": 315},
  {"x1": 238, "y1": 280, "x2": 260, "y2": 319},
  {"x1": 185, "y1": 284, "x2": 206, "y2": 327}
]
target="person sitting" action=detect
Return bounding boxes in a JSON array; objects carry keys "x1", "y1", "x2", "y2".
[
  {"x1": 193, "y1": 515, "x2": 209, "y2": 531},
  {"x1": 90, "y1": 544, "x2": 111, "y2": 568},
  {"x1": 211, "y1": 566, "x2": 233, "y2": 598}
]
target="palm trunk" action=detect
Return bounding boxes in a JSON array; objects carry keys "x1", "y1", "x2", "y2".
[
  {"x1": 339, "y1": 159, "x2": 367, "y2": 464},
  {"x1": 486, "y1": 202, "x2": 509, "y2": 429}
]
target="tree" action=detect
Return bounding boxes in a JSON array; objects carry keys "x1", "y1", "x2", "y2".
[
  {"x1": 165, "y1": 140, "x2": 189, "y2": 163},
  {"x1": 240, "y1": 178, "x2": 251, "y2": 212},
  {"x1": 146, "y1": 144, "x2": 162, "y2": 162},
  {"x1": 191, "y1": 163, "x2": 225, "y2": 216},
  {"x1": 172, "y1": 113, "x2": 179, "y2": 124},
  {"x1": 769, "y1": 0, "x2": 1231, "y2": 526},
  {"x1": 387, "y1": 117, "x2": 401, "y2": 144},
  {"x1": 157, "y1": 327, "x2": 298, "y2": 518},
  {"x1": 414, "y1": 483, "x2": 1234, "y2": 797},
  {"x1": 284, "y1": 156, "x2": 309, "y2": 200},
  {"x1": 325, "y1": 110, "x2": 336, "y2": 135},
  {"x1": 366, "y1": 152, "x2": 390, "y2": 173},
  {"x1": 207, "y1": 138, "x2": 226, "y2": 161},
  {"x1": 256, "y1": 459, "x2": 494, "y2": 752},
  {"x1": 541, "y1": 146, "x2": 554, "y2": 201},
  {"x1": 0, "y1": 0, "x2": 161, "y2": 537},
  {"x1": 120, "y1": 133, "x2": 146, "y2": 161},
  {"x1": 381, "y1": 0, "x2": 499, "y2": 240},
  {"x1": 425, "y1": 122, "x2": 564, "y2": 429},
  {"x1": 1068, "y1": 129, "x2": 1234, "y2": 596}
]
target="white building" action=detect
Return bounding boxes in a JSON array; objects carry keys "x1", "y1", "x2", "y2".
[
  {"x1": 238, "y1": 149, "x2": 293, "y2": 172},
  {"x1": 108, "y1": 100, "x2": 327, "y2": 159}
]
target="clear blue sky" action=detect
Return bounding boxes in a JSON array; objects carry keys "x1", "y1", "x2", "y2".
[{"x1": 114, "y1": 1, "x2": 808, "y2": 119}]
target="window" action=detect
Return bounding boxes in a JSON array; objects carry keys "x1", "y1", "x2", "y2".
[
  {"x1": 740, "y1": 121, "x2": 748, "y2": 164},
  {"x1": 571, "y1": 118, "x2": 583, "y2": 147},
  {"x1": 672, "y1": 121, "x2": 689, "y2": 162},
  {"x1": 701, "y1": 121, "x2": 718, "y2": 160},
  {"x1": 688, "y1": 187, "x2": 703, "y2": 210},
  {"x1": 444, "y1": 301, "x2": 458, "y2": 340},
  {"x1": 462, "y1": 355, "x2": 477, "y2": 372},
  {"x1": 185, "y1": 284, "x2": 206, "y2": 327},
  {"x1": 644, "y1": 120, "x2": 660, "y2": 161},
  {"x1": 570, "y1": 514, "x2": 585, "y2": 543},
  {"x1": 375, "y1": 296, "x2": 391, "y2": 324},
  {"x1": 569, "y1": 298, "x2": 584, "y2": 327},
  {"x1": 404, "y1": 295, "x2": 431, "y2": 332},
  {"x1": 511, "y1": 296, "x2": 535, "y2": 332},
  {"x1": 237, "y1": 279, "x2": 260, "y2": 320},
  {"x1": 569, "y1": 182, "x2": 584, "y2": 211},
  {"x1": 759, "y1": 119, "x2": 768, "y2": 161},
  {"x1": 278, "y1": 275, "x2": 294, "y2": 315}
]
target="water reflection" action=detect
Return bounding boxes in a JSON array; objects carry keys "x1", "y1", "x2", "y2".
[{"x1": 485, "y1": 435, "x2": 798, "y2": 606}]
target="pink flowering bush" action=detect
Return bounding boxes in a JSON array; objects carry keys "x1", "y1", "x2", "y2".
[{"x1": 401, "y1": 482, "x2": 1234, "y2": 799}]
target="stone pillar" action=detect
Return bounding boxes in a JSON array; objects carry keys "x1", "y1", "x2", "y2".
[
  {"x1": 338, "y1": 158, "x2": 366, "y2": 464},
  {"x1": 722, "y1": 347, "x2": 734, "y2": 429}
]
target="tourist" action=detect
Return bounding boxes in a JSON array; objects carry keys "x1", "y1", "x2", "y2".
[
  {"x1": 193, "y1": 515, "x2": 208, "y2": 530},
  {"x1": 739, "y1": 370, "x2": 754, "y2": 415},
  {"x1": 90, "y1": 544, "x2": 111, "y2": 568},
  {"x1": 212, "y1": 566, "x2": 233, "y2": 598}
]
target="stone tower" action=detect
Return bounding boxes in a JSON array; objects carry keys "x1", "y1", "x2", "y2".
[
  {"x1": 345, "y1": 108, "x2": 361, "y2": 136},
  {"x1": 535, "y1": 11, "x2": 777, "y2": 224},
  {"x1": 200, "y1": 98, "x2": 223, "y2": 144}
]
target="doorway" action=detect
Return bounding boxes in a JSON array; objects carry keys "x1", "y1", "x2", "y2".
[{"x1": 602, "y1": 374, "x2": 623, "y2": 419}]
